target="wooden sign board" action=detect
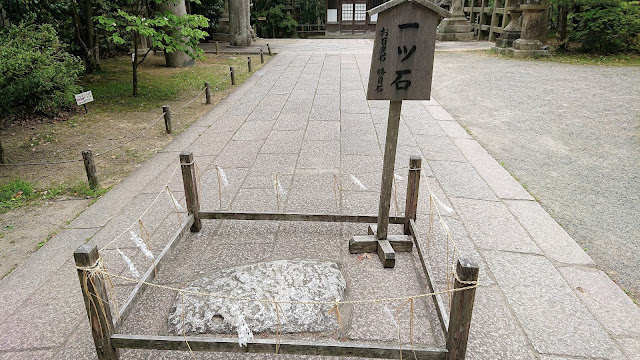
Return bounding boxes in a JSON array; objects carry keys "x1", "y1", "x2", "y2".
[{"x1": 366, "y1": 0, "x2": 445, "y2": 101}]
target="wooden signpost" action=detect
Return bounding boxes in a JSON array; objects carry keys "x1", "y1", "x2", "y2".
[
  {"x1": 75, "y1": 90, "x2": 94, "y2": 114},
  {"x1": 350, "y1": 0, "x2": 451, "y2": 268}
]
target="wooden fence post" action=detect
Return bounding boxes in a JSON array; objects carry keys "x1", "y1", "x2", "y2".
[
  {"x1": 74, "y1": 244, "x2": 119, "y2": 360},
  {"x1": 404, "y1": 155, "x2": 421, "y2": 235},
  {"x1": 260, "y1": 48, "x2": 264, "y2": 64},
  {"x1": 267, "y1": 43, "x2": 272, "y2": 56},
  {"x1": 230, "y1": 67, "x2": 236, "y2": 85},
  {"x1": 215, "y1": 41, "x2": 219, "y2": 55},
  {"x1": 0, "y1": 138, "x2": 5, "y2": 164},
  {"x1": 247, "y1": 56, "x2": 252, "y2": 72},
  {"x1": 446, "y1": 259, "x2": 479, "y2": 360},
  {"x1": 82, "y1": 150, "x2": 99, "y2": 190},
  {"x1": 180, "y1": 152, "x2": 202, "y2": 232},
  {"x1": 162, "y1": 105, "x2": 172, "y2": 134},
  {"x1": 204, "y1": 82, "x2": 211, "y2": 105}
]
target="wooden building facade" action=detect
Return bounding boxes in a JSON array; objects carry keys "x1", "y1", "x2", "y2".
[{"x1": 325, "y1": 0, "x2": 385, "y2": 34}]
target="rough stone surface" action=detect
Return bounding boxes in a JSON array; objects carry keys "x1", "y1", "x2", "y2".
[{"x1": 167, "y1": 260, "x2": 346, "y2": 335}]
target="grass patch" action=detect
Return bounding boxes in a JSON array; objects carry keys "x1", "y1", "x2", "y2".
[
  {"x1": 487, "y1": 48, "x2": 640, "y2": 66},
  {"x1": 0, "y1": 180, "x2": 39, "y2": 211},
  {"x1": 0, "y1": 179, "x2": 110, "y2": 213}
]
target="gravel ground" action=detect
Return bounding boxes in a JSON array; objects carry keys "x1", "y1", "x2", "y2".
[{"x1": 432, "y1": 51, "x2": 640, "y2": 302}]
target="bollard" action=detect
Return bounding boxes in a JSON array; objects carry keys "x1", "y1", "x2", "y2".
[
  {"x1": 162, "y1": 105, "x2": 172, "y2": 134},
  {"x1": 230, "y1": 67, "x2": 236, "y2": 85},
  {"x1": 267, "y1": 43, "x2": 272, "y2": 56},
  {"x1": 446, "y1": 259, "x2": 480, "y2": 360},
  {"x1": 180, "y1": 152, "x2": 202, "y2": 232},
  {"x1": 215, "y1": 41, "x2": 219, "y2": 55},
  {"x1": 247, "y1": 56, "x2": 252, "y2": 72},
  {"x1": 260, "y1": 49, "x2": 264, "y2": 64},
  {"x1": 204, "y1": 82, "x2": 211, "y2": 104},
  {"x1": 404, "y1": 155, "x2": 422, "y2": 234},
  {"x1": 74, "y1": 244, "x2": 120, "y2": 360},
  {"x1": 82, "y1": 150, "x2": 99, "y2": 190}
]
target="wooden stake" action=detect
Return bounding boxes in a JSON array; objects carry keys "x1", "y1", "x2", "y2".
[
  {"x1": 260, "y1": 48, "x2": 264, "y2": 64},
  {"x1": 446, "y1": 259, "x2": 479, "y2": 360},
  {"x1": 204, "y1": 82, "x2": 211, "y2": 104},
  {"x1": 162, "y1": 105, "x2": 172, "y2": 134},
  {"x1": 180, "y1": 152, "x2": 202, "y2": 232},
  {"x1": 74, "y1": 244, "x2": 120, "y2": 360},
  {"x1": 230, "y1": 67, "x2": 236, "y2": 85},
  {"x1": 215, "y1": 41, "x2": 219, "y2": 55},
  {"x1": 247, "y1": 56, "x2": 252, "y2": 72},
  {"x1": 267, "y1": 43, "x2": 272, "y2": 56},
  {"x1": 376, "y1": 100, "x2": 402, "y2": 240},
  {"x1": 82, "y1": 150, "x2": 99, "y2": 190},
  {"x1": 404, "y1": 155, "x2": 422, "y2": 234}
]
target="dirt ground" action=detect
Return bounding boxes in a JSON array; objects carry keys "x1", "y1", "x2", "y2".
[{"x1": 0, "y1": 53, "x2": 268, "y2": 280}]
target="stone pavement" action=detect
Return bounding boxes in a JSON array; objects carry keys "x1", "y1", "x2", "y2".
[{"x1": 0, "y1": 39, "x2": 638, "y2": 360}]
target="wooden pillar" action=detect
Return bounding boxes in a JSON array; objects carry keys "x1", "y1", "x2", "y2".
[
  {"x1": 162, "y1": 105, "x2": 172, "y2": 134},
  {"x1": 204, "y1": 82, "x2": 211, "y2": 104},
  {"x1": 74, "y1": 244, "x2": 119, "y2": 360},
  {"x1": 247, "y1": 56, "x2": 252, "y2": 72},
  {"x1": 230, "y1": 67, "x2": 236, "y2": 85},
  {"x1": 215, "y1": 41, "x2": 219, "y2": 55},
  {"x1": 82, "y1": 150, "x2": 99, "y2": 190},
  {"x1": 446, "y1": 259, "x2": 480, "y2": 360},
  {"x1": 180, "y1": 152, "x2": 202, "y2": 232},
  {"x1": 267, "y1": 43, "x2": 272, "y2": 56},
  {"x1": 404, "y1": 155, "x2": 421, "y2": 235},
  {"x1": 260, "y1": 49, "x2": 264, "y2": 63},
  {"x1": 376, "y1": 100, "x2": 402, "y2": 240}
]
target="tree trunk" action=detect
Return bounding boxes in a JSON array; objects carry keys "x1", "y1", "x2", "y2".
[
  {"x1": 161, "y1": 0, "x2": 195, "y2": 68},
  {"x1": 133, "y1": 33, "x2": 138, "y2": 97},
  {"x1": 558, "y1": 4, "x2": 568, "y2": 47},
  {"x1": 0, "y1": 138, "x2": 5, "y2": 164},
  {"x1": 229, "y1": 0, "x2": 251, "y2": 46},
  {"x1": 72, "y1": 0, "x2": 101, "y2": 73}
]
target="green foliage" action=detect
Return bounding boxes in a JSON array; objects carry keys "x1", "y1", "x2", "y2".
[
  {"x1": 0, "y1": 23, "x2": 84, "y2": 116},
  {"x1": 253, "y1": 5, "x2": 298, "y2": 38},
  {"x1": 189, "y1": 0, "x2": 225, "y2": 35},
  {"x1": 96, "y1": 7, "x2": 209, "y2": 60},
  {"x1": 570, "y1": 0, "x2": 640, "y2": 54},
  {"x1": 299, "y1": 0, "x2": 325, "y2": 24},
  {"x1": 0, "y1": 179, "x2": 37, "y2": 211}
]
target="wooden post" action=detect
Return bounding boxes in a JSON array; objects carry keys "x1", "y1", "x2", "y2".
[
  {"x1": 0, "y1": 138, "x2": 5, "y2": 164},
  {"x1": 82, "y1": 150, "x2": 99, "y2": 190},
  {"x1": 180, "y1": 152, "x2": 202, "y2": 232},
  {"x1": 404, "y1": 155, "x2": 422, "y2": 235},
  {"x1": 260, "y1": 48, "x2": 264, "y2": 64},
  {"x1": 162, "y1": 105, "x2": 172, "y2": 134},
  {"x1": 376, "y1": 100, "x2": 402, "y2": 240},
  {"x1": 247, "y1": 56, "x2": 252, "y2": 72},
  {"x1": 74, "y1": 244, "x2": 120, "y2": 360},
  {"x1": 267, "y1": 43, "x2": 272, "y2": 56},
  {"x1": 230, "y1": 67, "x2": 236, "y2": 85},
  {"x1": 446, "y1": 259, "x2": 479, "y2": 360},
  {"x1": 204, "y1": 82, "x2": 211, "y2": 104},
  {"x1": 215, "y1": 41, "x2": 219, "y2": 55}
]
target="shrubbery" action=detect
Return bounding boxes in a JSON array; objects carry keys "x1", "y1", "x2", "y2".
[
  {"x1": 0, "y1": 23, "x2": 84, "y2": 117},
  {"x1": 569, "y1": 0, "x2": 640, "y2": 54},
  {"x1": 253, "y1": 5, "x2": 298, "y2": 38}
]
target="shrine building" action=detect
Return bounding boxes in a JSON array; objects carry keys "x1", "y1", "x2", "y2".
[{"x1": 324, "y1": 0, "x2": 386, "y2": 34}]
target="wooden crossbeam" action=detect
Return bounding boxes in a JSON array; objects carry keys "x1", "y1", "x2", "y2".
[{"x1": 199, "y1": 211, "x2": 406, "y2": 224}]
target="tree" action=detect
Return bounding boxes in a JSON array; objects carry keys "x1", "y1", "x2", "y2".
[
  {"x1": 96, "y1": 1, "x2": 209, "y2": 96},
  {"x1": 70, "y1": 0, "x2": 101, "y2": 72}
]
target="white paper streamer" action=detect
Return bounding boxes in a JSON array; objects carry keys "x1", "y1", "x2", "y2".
[
  {"x1": 117, "y1": 248, "x2": 140, "y2": 278},
  {"x1": 130, "y1": 230, "x2": 154, "y2": 260},
  {"x1": 166, "y1": 187, "x2": 184, "y2": 211},
  {"x1": 274, "y1": 177, "x2": 287, "y2": 199},
  {"x1": 236, "y1": 314, "x2": 254, "y2": 347},
  {"x1": 394, "y1": 173, "x2": 403, "y2": 182},
  {"x1": 216, "y1": 166, "x2": 229, "y2": 188},
  {"x1": 431, "y1": 193, "x2": 454, "y2": 213},
  {"x1": 349, "y1": 174, "x2": 367, "y2": 190},
  {"x1": 383, "y1": 305, "x2": 398, "y2": 330}
]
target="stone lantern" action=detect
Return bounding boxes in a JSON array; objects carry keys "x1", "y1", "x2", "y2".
[
  {"x1": 494, "y1": 0, "x2": 522, "y2": 49},
  {"x1": 436, "y1": 0, "x2": 474, "y2": 41},
  {"x1": 505, "y1": 1, "x2": 549, "y2": 57}
]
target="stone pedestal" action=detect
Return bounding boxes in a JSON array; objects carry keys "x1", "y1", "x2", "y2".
[
  {"x1": 436, "y1": 0, "x2": 474, "y2": 41},
  {"x1": 211, "y1": 0, "x2": 230, "y2": 42},
  {"x1": 494, "y1": 2, "x2": 522, "y2": 49},
  {"x1": 503, "y1": 3, "x2": 549, "y2": 58}
]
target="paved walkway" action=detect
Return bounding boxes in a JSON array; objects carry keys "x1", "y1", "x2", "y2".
[{"x1": 0, "y1": 40, "x2": 638, "y2": 360}]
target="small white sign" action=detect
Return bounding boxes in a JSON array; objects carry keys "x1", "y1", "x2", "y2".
[{"x1": 75, "y1": 91, "x2": 94, "y2": 106}]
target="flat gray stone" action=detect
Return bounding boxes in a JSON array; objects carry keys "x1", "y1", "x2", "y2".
[
  {"x1": 616, "y1": 337, "x2": 640, "y2": 360},
  {"x1": 414, "y1": 135, "x2": 466, "y2": 162},
  {"x1": 437, "y1": 121, "x2": 471, "y2": 139},
  {"x1": 298, "y1": 141, "x2": 340, "y2": 169},
  {"x1": 261, "y1": 130, "x2": 304, "y2": 154},
  {"x1": 429, "y1": 161, "x2": 497, "y2": 201},
  {"x1": 305, "y1": 121, "x2": 340, "y2": 141},
  {"x1": 559, "y1": 266, "x2": 640, "y2": 337},
  {"x1": 232, "y1": 121, "x2": 275, "y2": 141},
  {"x1": 454, "y1": 139, "x2": 533, "y2": 200},
  {"x1": 452, "y1": 198, "x2": 542, "y2": 254},
  {"x1": 426, "y1": 105, "x2": 454, "y2": 121},
  {"x1": 167, "y1": 260, "x2": 345, "y2": 335},
  {"x1": 505, "y1": 200, "x2": 593, "y2": 265},
  {"x1": 483, "y1": 250, "x2": 624, "y2": 359}
]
